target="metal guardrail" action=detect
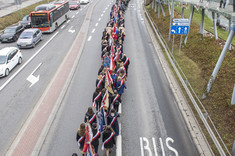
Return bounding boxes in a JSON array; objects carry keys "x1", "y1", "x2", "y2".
[{"x1": 143, "y1": 5, "x2": 231, "y2": 156}]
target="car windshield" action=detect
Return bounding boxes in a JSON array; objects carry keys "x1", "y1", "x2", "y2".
[
  {"x1": 0, "y1": 56, "x2": 6, "y2": 64},
  {"x1": 20, "y1": 32, "x2": 33, "y2": 39},
  {"x1": 4, "y1": 28, "x2": 16, "y2": 33},
  {"x1": 70, "y1": 1, "x2": 77, "y2": 5},
  {"x1": 31, "y1": 15, "x2": 49, "y2": 28},
  {"x1": 22, "y1": 15, "x2": 29, "y2": 21}
]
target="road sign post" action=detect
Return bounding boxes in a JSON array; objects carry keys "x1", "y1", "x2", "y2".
[{"x1": 170, "y1": 18, "x2": 189, "y2": 55}]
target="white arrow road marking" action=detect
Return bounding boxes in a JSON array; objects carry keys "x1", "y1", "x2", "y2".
[
  {"x1": 68, "y1": 26, "x2": 75, "y2": 33},
  {"x1": 0, "y1": 32, "x2": 58, "y2": 91},
  {"x1": 27, "y1": 63, "x2": 42, "y2": 88}
]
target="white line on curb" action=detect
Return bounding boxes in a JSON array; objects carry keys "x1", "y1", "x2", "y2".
[{"x1": 116, "y1": 124, "x2": 122, "y2": 156}]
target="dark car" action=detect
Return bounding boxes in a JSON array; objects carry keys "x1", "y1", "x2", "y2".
[
  {"x1": 20, "y1": 15, "x2": 31, "y2": 28},
  {"x1": 69, "y1": 1, "x2": 80, "y2": 10},
  {"x1": 0, "y1": 25, "x2": 24, "y2": 43}
]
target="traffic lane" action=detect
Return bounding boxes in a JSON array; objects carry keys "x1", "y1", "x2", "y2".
[
  {"x1": 0, "y1": 9, "x2": 84, "y2": 85},
  {"x1": 121, "y1": 0, "x2": 199, "y2": 156},
  {"x1": 38, "y1": 0, "x2": 117, "y2": 156},
  {"x1": 0, "y1": 9, "x2": 87, "y2": 155}
]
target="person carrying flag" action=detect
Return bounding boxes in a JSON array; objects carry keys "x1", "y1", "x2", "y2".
[
  {"x1": 76, "y1": 123, "x2": 86, "y2": 153},
  {"x1": 83, "y1": 117, "x2": 96, "y2": 156},
  {"x1": 84, "y1": 107, "x2": 97, "y2": 126},
  {"x1": 102, "y1": 126, "x2": 115, "y2": 156}
]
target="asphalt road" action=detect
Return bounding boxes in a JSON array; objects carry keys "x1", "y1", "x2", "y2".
[
  {"x1": 0, "y1": 4, "x2": 89, "y2": 155},
  {"x1": 38, "y1": 0, "x2": 199, "y2": 155},
  {"x1": 0, "y1": 0, "x2": 200, "y2": 155}
]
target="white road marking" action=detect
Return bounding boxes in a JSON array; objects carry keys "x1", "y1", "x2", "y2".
[
  {"x1": 152, "y1": 138, "x2": 158, "y2": 156},
  {"x1": 92, "y1": 28, "x2": 95, "y2": 33},
  {"x1": 101, "y1": 14, "x2": 103, "y2": 17},
  {"x1": 61, "y1": 25, "x2": 65, "y2": 29},
  {"x1": 98, "y1": 18, "x2": 101, "y2": 21},
  {"x1": 76, "y1": 12, "x2": 79, "y2": 14},
  {"x1": 67, "y1": 20, "x2": 70, "y2": 23},
  {"x1": 27, "y1": 63, "x2": 42, "y2": 88},
  {"x1": 68, "y1": 26, "x2": 75, "y2": 33},
  {"x1": 105, "y1": 7, "x2": 107, "y2": 10},
  {"x1": 72, "y1": 15, "x2": 75, "y2": 18},
  {"x1": 108, "y1": 5, "x2": 110, "y2": 7},
  {"x1": 118, "y1": 103, "x2": 121, "y2": 114},
  {"x1": 87, "y1": 36, "x2": 92, "y2": 41},
  {"x1": 80, "y1": 8, "x2": 83, "y2": 11},
  {"x1": 0, "y1": 32, "x2": 59, "y2": 91},
  {"x1": 103, "y1": 10, "x2": 105, "y2": 13},
  {"x1": 116, "y1": 124, "x2": 122, "y2": 156},
  {"x1": 95, "y1": 23, "x2": 98, "y2": 27}
]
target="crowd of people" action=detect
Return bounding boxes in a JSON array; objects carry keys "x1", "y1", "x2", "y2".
[{"x1": 75, "y1": 0, "x2": 130, "y2": 155}]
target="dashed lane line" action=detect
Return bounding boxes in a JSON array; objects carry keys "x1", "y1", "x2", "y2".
[
  {"x1": 103, "y1": 10, "x2": 105, "y2": 13},
  {"x1": 61, "y1": 25, "x2": 65, "y2": 29},
  {"x1": 92, "y1": 28, "x2": 95, "y2": 33},
  {"x1": 101, "y1": 14, "x2": 103, "y2": 17},
  {"x1": 95, "y1": 23, "x2": 98, "y2": 26},
  {"x1": 76, "y1": 12, "x2": 79, "y2": 14},
  {"x1": 72, "y1": 15, "x2": 75, "y2": 18},
  {"x1": 98, "y1": 18, "x2": 101, "y2": 21},
  {"x1": 67, "y1": 20, "x2": 70, "y2": 23},
  {"x1": 87, "y1": 36, "x2": 92, "y2": 41}
]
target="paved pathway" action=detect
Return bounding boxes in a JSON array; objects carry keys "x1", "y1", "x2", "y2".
[{"x1": 0, "y1": 0, "x2": 42, "y2": 18}]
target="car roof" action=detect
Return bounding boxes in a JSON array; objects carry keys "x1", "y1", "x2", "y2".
[
  {"x1": 22, "y1": 28, "x2": 39, "y2": 33},
  {"x1": 6, "y1": 25, "x2": 21, "y2": 29},
  {"x1": 0, "y1": 47, "x2": 18, "y2": 56}
]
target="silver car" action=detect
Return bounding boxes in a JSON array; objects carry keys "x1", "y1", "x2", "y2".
[{"x1": 17, "y1": 28, "x2": 42, "y2": 48}]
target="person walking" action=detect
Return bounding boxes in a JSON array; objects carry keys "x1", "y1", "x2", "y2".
[
  {"x1": 107, "y1": 109, "x2": 120, "y2": 137},
  {"x1": 84, "y1": 107, "x2": 97, "y2": 125},
  {"x1": 122, "y1": 54, "x2": 130, "y2": 76},
  {"x1": 76, "y1": 123, "x2": 86, "y2": 155},
  {"x1": 91, "y1": 123, "x2": 101, "y2": 155},
  {"x1": 102, "y1": 126, "x2": 116, "y2": 156},
  {"x1": 93, "y1": 87, "x2": 102, "y2": 111}
]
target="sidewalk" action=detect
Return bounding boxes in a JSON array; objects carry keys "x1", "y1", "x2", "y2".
[{"x1": 0, "y1": 0, "x2": 42, "y2": 18}]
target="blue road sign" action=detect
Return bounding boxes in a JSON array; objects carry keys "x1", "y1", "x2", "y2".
[{"x1": 170, "y1": 26, "x2": 189, "y2": 34}]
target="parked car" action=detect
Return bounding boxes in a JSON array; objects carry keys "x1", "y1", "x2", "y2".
[
  {"x1": 80, "y1": 0, "x2": 89, "y2": 4},
  {"x1": 20, "y1": 15, "x2": 31, "y2": 28},
  {"x1": 0, "y1": 47, "x2": 22, "y2": 77},
  {"x1": 69, "y1": 1, "x2": 80, "y2": 10},
  {"x1": 0, "y1": 25, "x2": 24, "y2": 43},
  {"x1": 17, "y1": 28, "x2": 42, "y2": 48}
]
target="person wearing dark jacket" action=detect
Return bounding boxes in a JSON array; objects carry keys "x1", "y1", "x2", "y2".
[
  {"x1": 102, "y1": 126, "x2": 115, "y2": 156},
  {"x1": 91, "y1": 123, "x2": 101, "y2": 154},
  {"x1": 122, "y1": 54, "x2": 130, "y2": 76},
  {"x1": 115, "y1": 76, "x2": 126, "y2": 97},
  {"x1": 76, "y1": 123, "x2": 86, "y2": 154},
  {"x1": 92, "y1": 87, "x2": 102, "y2": 111},
  {"x1": 84, "y1": 107, "x2": 97, "y2": 125},
  {"x1": 96, "y1": 74, "x2": 105, "y2": 90},
  {"x1": 107, "y1": 109, "x2": 119, "y2": 137},
  {"x1": 109, "y1": 90, "x2": 121, "y2": 113}
]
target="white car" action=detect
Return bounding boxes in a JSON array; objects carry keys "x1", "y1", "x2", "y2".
[
  {"x1": 80, "y1": 0, "x2": 89, "y2": 4},
  {"x1": 0, "y1": 47, "x2": 22, "y2": 77}
]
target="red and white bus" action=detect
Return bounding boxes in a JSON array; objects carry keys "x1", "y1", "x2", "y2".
[{"x1": 30, "y1": 0, "x2": 70, "y2": 33}]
